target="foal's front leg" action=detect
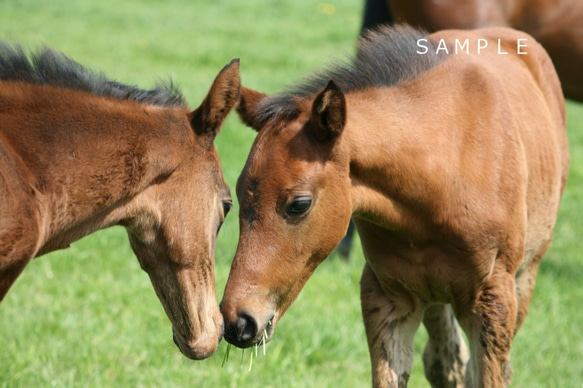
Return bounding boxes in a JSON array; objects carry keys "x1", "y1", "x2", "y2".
[
  {"x1": 422, "y1": 304, "x2": 468, "y2": 387},
  {"x1": 360, "y1": 263, "x2": 424, "y2": 388},
  {"x1": 458, "y1": 265, "x2": 517, "y2": 388}
]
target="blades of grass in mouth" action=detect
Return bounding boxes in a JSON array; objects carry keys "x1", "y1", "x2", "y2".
[
  {"x1": 228, "y1": 322, "x2": 272, "y2": 372},
  {"x1": 249, "y1": 345, "x2": 255, "y2": 372},
  {"x1": 249, "y1": 330, "x2": 268, "y2": 372},
  {"x1": 221, "y1": 343, "x2": 232, "y2": 368}
]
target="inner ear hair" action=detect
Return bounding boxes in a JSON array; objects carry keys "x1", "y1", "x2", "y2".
[{"x1": 311, "y1": 80, "x2": 346, "y2": 141}]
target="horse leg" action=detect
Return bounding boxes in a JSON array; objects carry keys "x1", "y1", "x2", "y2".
[
  {"x1": 0, "y1": 220, "x2": 38, "y2": 301},
  {"x1": 360, "y1": 262, "x2": 424, "y2": 388},
  {"x1": 336, "y1": 220, "x2": 355, "y2": 260},
  {"x1": 514, "y1": 241, "x2": 549, "y2": 335},
  {"x1": 0, "y1": 256, "x2": 30, "y2": 301},
  {"x1": 457, "y1": 263, "x2": 517, "y2": 388},
  {"x1": 360, "y1": 0, "x2": 393, "y2": 34},
  {"x1": 422, "y1": 304, "x2": 468, "y2": 387}
]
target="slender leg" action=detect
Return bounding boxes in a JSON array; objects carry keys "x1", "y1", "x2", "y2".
[
  {"x1": 422, "y1": 304, "x2": 469, "y2": 387},
  {"x1": 336, "y1": 220, "x2": 355, "y2": 260},
  {"x1": 514, "y1": 241, "x2": 549, "y2": 335},
  {"x1": 361, "y1": 0, "x2": 393, "y2": 34},
  {"x1": 0, "y1": 258, "x2": 29, "y2": 301},
  {"x1": 361, "y1": 263, "x2": 424, "y2": 388},
  {"x1": 458, "y1": 265, "x2": 517, "y2": 388},
  {"x1": 0, "y1": 227, "x2": 35, "y2": 302}
]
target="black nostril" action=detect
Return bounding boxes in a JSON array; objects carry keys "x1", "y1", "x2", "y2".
[{"x1": 236, "y1": 312, "x2": 258, "y2": 342}]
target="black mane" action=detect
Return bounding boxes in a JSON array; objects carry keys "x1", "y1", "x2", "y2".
[
  {"x1": 256, "y1": 25, "x2": 444, "y2": 124},
  {"x1": 0, "y1": 43, "x2": 187, "y2": 108}
]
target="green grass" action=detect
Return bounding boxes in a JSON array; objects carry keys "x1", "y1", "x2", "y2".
[{"x1": 1, "y1": 1, "x2": 582, "y2": 387}]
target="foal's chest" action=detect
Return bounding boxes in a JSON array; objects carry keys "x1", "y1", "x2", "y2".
[{"x1": 356, "y1": 221, "x2": 491, "y2": 304}]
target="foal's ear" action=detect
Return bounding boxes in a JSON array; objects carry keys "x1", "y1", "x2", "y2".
[
  {"x1": 310, "y1": 80, "x2": 346, "y2": 141},
  {"x1": 236, "y1": 87, "x2": 268, "y2": 132},
  {"x1": 190, "y1": 58, "x2": 241, "y2": 147}
]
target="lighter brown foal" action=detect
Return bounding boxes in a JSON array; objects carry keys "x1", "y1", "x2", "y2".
[{"x1": 221, "y1": 26, "x2": 569, "y2": 387}]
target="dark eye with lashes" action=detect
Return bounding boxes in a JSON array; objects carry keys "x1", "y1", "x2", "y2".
[
  {"x1": 285, "y1": 197, "x2": 313, "y2": 216},
  {"x1": 222, "y1": 200, "x2": 233, "y2": 217}
]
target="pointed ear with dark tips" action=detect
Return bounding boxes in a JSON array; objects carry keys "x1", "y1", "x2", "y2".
[
  {"x1": 310, "y1": 80, "x2": 346, "y2": 141},
  {"x1": 236, "y1": 86, "x2": 268, "y2": 132},
  {"x1": 190, "y1": 58, "x2": 241, "y2": 148}
]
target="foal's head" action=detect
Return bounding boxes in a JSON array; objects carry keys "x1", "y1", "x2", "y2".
[
  {"x1": 221, "y1": 82, "x2": 353, "y2": 348},
  {"x1": 221, "y1": 26, "x2": 442, "y2": 348},
  {"x1": 124, "y1": 60, "x2": 240, "y2": 359}
]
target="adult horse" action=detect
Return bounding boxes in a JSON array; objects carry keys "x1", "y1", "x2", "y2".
[
  {"x1": 221, "y1": 26, "x2": 569, "y2": 386},
  {"x1": 0, "y1": 44, "x2": 240, "y2": 360},
  {"x1": 361, "y1": 0, "x2": 583, "y2": 102}
]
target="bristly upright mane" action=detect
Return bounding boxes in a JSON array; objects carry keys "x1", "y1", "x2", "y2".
[
  {"x1": 256, "y1": 25, "x2": 444, "y2": 124},
  {"x1": 0, "y1": 42, "x2": 187, "y2": 108}
]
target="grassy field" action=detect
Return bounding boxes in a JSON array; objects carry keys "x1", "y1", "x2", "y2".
[{"x1": 1, "y1": 1, "x2": 582, "y2": 387}]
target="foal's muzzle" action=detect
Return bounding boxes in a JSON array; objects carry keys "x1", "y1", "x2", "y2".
[
  {"x1": 172, "y1": 323, "x2": 224, "y2": 360},
  {"x1": 223, "y1": 310, "x2": 275, "y2": 348}
]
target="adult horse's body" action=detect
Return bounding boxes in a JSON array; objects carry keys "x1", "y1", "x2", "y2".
[
  {"x1": 221, "y1": 27, "x2": 569, "y2": 386},
  {"x1": 0, "y1": 44, "x2": 240, "y2": 359},
  {"x1": 361, "y1": 0, "x2": 583, "y2": 102}
]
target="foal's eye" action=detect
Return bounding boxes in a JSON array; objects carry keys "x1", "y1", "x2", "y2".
[
  {"x1": 222, "y1": 200, "x2": 233, "y2": 217},
  {"x1": 285, "y1": 197, "x2": 313, "y2": 216}
]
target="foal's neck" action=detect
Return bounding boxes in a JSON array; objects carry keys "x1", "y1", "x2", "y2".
[
  {"x1": 344, "y1": 87, "x2": 442, "y2": 232},
  {"x1": 5, "y1": 86, "x2": 191, "y2": 255}
]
